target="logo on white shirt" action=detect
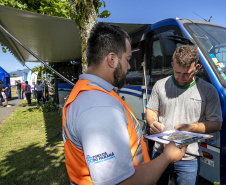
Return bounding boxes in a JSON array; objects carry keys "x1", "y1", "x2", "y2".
[{"x1": 86, "y1": 152, "x2": 115, "y2": 165}]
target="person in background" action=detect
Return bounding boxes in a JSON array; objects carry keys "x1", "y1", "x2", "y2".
[
  {"x1": 0, "y1": 81, "x2": 11, "y2": 107},
  {"x1": 24, "y1": 81, "x2": 31, "y2": 106},
  {"x1": 44, "y1": 80, "x2": 49, "y2": 100},
  {"x1": 6, "y1": 82, "x2": 10, "y2": 100},
  {"x1": 22, "y1": 81, "x2": 25, "y2": 100},
  {"x1": 146, "y1": 45, "x2": 222, "y2": 185},
  {"x1": 0, "y1": 80, "x2": 3, "y2": 106},
  {"x1": 35, "y1": 80, "x2": 45, "y2": 105},
  {"x1": 62, "y1": 22, "x2": 186, "y2": 185},
  {"x1": 31, "y1": 81, "x2": 36, "y2": 100},
  {"x1": 16, "y1": 80, "x2": 22, "y2": 99}
]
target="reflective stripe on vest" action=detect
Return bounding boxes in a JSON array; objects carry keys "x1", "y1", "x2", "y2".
[{"x1": 62, "y1": 79, "x2": 150, "y2": 184}]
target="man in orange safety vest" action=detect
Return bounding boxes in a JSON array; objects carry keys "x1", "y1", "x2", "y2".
[{"x1": 62, "y1": 22, "x2": 186, "y2": 185}]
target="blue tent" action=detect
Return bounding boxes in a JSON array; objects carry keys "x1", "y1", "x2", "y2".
[{"x1": 0, "y1": 67, "x2": 11, "y2": 101}]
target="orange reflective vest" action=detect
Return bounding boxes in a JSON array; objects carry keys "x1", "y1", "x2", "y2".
[{"x1": 62, "y1": 79, "x2": 150, "y2": 185}]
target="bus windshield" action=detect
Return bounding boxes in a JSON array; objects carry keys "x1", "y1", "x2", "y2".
[{"x1": 187, "y1": 24, "x2": 226, "y2": 85}]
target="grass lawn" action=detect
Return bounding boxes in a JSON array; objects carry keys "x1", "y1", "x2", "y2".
[{"x1": 0, "y1": 90, "x2": 69, "y2": 185}]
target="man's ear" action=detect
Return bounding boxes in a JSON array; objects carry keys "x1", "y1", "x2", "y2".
[
  {"x1": 107, "y1": 53, "x2": 116, "y2": 68},
  {"x1": 195, "y1": 63, "x2": 201, "y2": 71},
  {"x1": 171, "y1": 62, "x2": 174, "y2": 67}
]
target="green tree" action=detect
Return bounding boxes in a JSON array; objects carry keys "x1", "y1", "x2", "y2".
[
  {"x1": 69, "y1": 0, "x2": 110, "y2": 72},
  {"x1": 0, "y1": 0, "x2": 73, "y2": 18},
  {"x1": 10, "y1": 73, "x2": 18, "y2": 77},
  {"x1": 32, "y1": 65, "x2": 42, "y2": 79},
  {"x1": 32, "y1": 64, "x2": 55, "y2": 81}
]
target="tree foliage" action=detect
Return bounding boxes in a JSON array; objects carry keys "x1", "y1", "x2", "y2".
[
  {"x1": 32, "y1": 64, "x2": 54, "y2": 80},
  {"x1": 1, "y1": 43, "x2": 6, "y2": 53},
  {"x1": 0, "y1": 0, "x2": 109, "y2": 19},
  {"x1": 1, "y1": 0, "x2": 73, "y2": 18}
]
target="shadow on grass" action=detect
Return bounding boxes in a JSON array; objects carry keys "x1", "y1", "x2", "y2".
[
  {"x1": 8, "y1": 96, "x2": 19, "y2": 101},
  {"x1": 0, "y1": 106, "x2": 70, "y2": 184},
  {"x1": 0, "y1": 143, "x2": 69, "y2": 185},
  {"x1": 20, "y1": 105, "x2": 63, "y2": 147},
  {"x1": 43, "y1": 109, "x2": 63, "y2": 147}
]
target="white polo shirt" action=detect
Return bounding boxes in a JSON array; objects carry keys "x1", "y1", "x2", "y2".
[{"x1": 35, "y1": 83, "x2": 43, "y2": 91}]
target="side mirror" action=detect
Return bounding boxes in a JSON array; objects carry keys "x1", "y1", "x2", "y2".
[
  {"x1": 159, "y1": 32, "x2": 176, "y2": 56},
  {"x1": 159, "y1": 32, "x2": 195, "y2": 56}
]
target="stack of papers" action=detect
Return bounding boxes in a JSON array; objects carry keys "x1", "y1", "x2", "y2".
[{"x1": 145, "y1": 130, "x2": 212, "y2": 146}]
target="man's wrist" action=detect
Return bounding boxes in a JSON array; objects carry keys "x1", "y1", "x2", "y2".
[
  {"x1": 147, "y1": 122, "x2": 153, "y2": 127},
  {"x1": 159, "y1": 152, "x2": 172, "y2": 164}
]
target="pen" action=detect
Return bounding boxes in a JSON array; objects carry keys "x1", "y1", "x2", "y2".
[
  {"x1": 152, "y1": 115, "x2": 165, "y2": 130},
  {"x1": 152, "y1": 115, "x2": 158, "y2": 122}
]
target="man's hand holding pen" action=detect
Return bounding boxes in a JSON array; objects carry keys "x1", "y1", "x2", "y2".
[{"x1": 149, "y1": 115, "x2": 165, "y2": 135}]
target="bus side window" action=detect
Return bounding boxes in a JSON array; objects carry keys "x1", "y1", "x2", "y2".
[
  {"x1": 150, "y1": 40, "x2": 163, "y2": 86},
  {"x1": 125, "y1": 47, "x2": 144, "y2": 85},
  {"x1": 148, "y1": 39, "x2": 173, "y2": 86},
  {"x1": 147, "y1": 26, "x2": 185, "y2": 87}
]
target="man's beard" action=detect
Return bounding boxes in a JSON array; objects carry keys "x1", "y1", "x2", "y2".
[
  {"x1": 113, "y1": 60, "x2": 127, "y2": 89},
  {"x1": 175, "y1": 75, "x2": 195, "y2": 87}
]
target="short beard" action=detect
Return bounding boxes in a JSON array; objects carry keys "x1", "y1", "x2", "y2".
[
  {"x1": 175, "y1": 75, "x2": 195, "y2": 87},
  {"x1": 113, "y1": 60, "x2": 127, "y2": 89}
]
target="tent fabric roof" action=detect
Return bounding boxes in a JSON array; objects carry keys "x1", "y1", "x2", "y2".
[{"x1": 0, "y1": 5, "x2": 150, "y2": 66}]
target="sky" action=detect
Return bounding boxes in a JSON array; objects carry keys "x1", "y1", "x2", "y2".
[{"x1": 1, "y1": 0, "x2": 226, "y2": 73}]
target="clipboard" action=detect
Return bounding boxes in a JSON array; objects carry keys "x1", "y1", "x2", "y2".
[{"x1": 144, "y1": 130, "x2": 213, "y2": 147}]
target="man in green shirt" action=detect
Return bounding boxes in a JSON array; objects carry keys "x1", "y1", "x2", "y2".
[{"x1": 146, "y1": 45, "x2": 222, "y2": 185}]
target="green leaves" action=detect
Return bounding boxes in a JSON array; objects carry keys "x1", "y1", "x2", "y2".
[
  {"x1": 98, "y1": 10, "x2": 110, "y2": 18},
  {"x1": 1, "y1": 0, "x2": 111, "y2": 26},
  {"x1": 95, "y1": 0, "x2": 110, "y2": 18},
  {"x1": 36, "y1": 102, "x2": 59, "y2": 112},
  {"x1": 0, "y1": 0, "x2": 74, "y2": 18},
  {"x1": 1, "y1": 43, "x2": 7, "y2": 53}
]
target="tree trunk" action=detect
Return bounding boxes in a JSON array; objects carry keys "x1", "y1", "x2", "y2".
[
  {"x1": 41, "y1": 63, "x2": 43, "y2": 82},
  {"x1": 76, "y1": 0, "x2": 98, "y2": 73},
  {"x1": 53, "y1": 74, "x2": 59, "y2": 104}
]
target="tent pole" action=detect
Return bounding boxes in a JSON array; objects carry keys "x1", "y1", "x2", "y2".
[{"x1": 0, "y1": 24, "x2": 75, "y2": 86}]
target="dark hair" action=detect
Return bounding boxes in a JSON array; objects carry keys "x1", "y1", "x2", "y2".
[
  {"x1": 86, "y1": 22, "x2": 131, "y2": 67},
  {"x1": 173, "y1": 45, "x2": 199, "y2": 68},
  {"x1": 25, "y1": 81, "x2": 28, "y2": 84}
]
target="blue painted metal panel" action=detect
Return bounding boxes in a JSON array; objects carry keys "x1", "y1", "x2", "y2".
[
  {"x1": 58, "y1": 83, "x2": 73, "y2": 89},
  {"x1": 119, "y1": 86, "x2": 143, "y2": 98},
  {"x1": 149, "y1": 18, "x2": 179, "y2": 30}
]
